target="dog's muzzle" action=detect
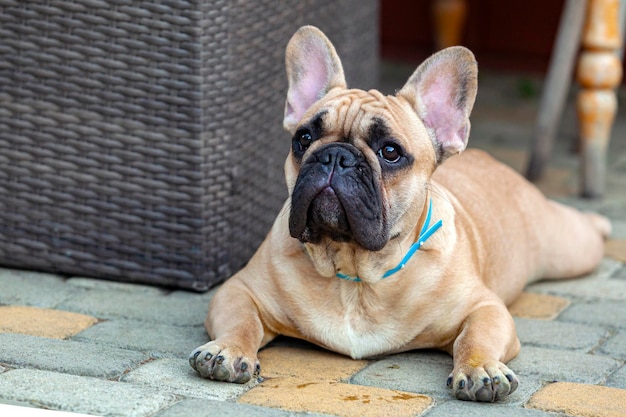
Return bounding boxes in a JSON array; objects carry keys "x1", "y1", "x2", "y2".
[{"x1": 289, "y1": 143, "x2": 387, "y2": 251}]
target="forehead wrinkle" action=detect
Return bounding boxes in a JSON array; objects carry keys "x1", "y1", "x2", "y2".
[{"x1": 326, "y1": 89, "x2": 388, "y2": 142}]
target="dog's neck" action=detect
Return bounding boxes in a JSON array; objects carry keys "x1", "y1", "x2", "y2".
[
  {"x1": 336, "y1": 199, "x2": 442, "y2": 282},
  {"x1": 303, "y1": 196, "x2": 440, "y2": 284}
]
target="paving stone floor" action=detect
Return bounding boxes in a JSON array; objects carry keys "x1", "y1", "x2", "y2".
[{"x1": 0, "y1": 63, "x2": 625, "y2": 416}]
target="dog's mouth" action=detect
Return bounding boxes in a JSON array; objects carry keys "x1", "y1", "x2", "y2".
[
  {"x1": 300, "y1": 185, "x2": 352, "y2": 243},
  {"x1": 289, "y1": 143, "x2": 388, "y2": 251}
]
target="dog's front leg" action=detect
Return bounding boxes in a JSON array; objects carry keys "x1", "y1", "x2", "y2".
[
  {"x1": 189, "y1": 279, "x2": 272, "y2": 384},
  {"x1": 447, "y1": 300, "x2": 521, "y2": 402}
]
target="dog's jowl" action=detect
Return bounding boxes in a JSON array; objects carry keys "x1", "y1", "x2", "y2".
[{"x1": 189, "y1": 26, "x2": 610, "y2": 402}]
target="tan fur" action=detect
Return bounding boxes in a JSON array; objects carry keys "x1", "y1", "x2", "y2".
[{"x1": 190, "y1": 26, "x2": 609, "y2": 402}]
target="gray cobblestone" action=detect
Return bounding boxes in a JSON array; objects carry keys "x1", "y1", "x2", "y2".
[
  {"x1": 155, "y1": 399, "x2": 331, "y2": 417},
  {"x1": 608, "y1": 220, "x2": 626, "y2": 239},
  {"x1": 169, "y1": 287, "x2": 217, "y2": 303},
  {"x1": 514, "y1": 317, "x2": 608, "y2": 352},
  {"x1": 558, "y1": 300, "x2": 626, "y2": 329},
  {"x1": 58, "y1": 290, "x2": 208, "y2": 326},
  {"x1": 527, "y1": 259, "x2": 625, "y2": 301},
  {"x1": 121, "y1": 358, "x2": 258, "y2": 401},
  {"x1": 351, "y1": 351, "x2": 543, "y2": 405},
  {"x1": 66, "y1": 277, "x2": 168, "y2": 295},
  {"x1": 0, "y1": 269, "x2": 83, "y2": 308},
  {"x1": 508, "y1": 346, "x2": 620, "y2": 383},
  {"x1": 422, "y1": 399, "x2": 557, "y2": 417},
  {"x1": 612, "y1": 265, "x2": 626, "y2": 280},
  {"x1": 555, "y1": 196, "x2": 626, "y2": 221},
  {"x1": 0, "y1": 399, "x2": 41, "y2": 409},
  {"x1": 0, "y1": 369, "x2": 176, "y2": 417},
  {"x1": 597, "y1": 331, "x2": 626, "y2": 360},
  {"x1": 606, "y1": 365, "x2": 626, "y2": 389},
  {"x1": 0, "y1": 333, "x2": 147, "y2": 379},
  {"x1": 351, "y1": 351, "x2": 451, "y2": 399},
  {"x1": 598, "y1": 198, "x2": 626, "y2": 219},
  {"x1": 72, "y1": 319, "x2": 208, "y2": 359}
]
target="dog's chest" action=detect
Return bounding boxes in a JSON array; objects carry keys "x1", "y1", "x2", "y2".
[
  {"x1": 308, "y1": 313, "x2": 396, "y2": 359},
  {"x1": 300, "y1": 291, "x2": 410, "y2": 359}
]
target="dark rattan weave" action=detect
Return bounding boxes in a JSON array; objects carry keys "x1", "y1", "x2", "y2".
[{"x1": 0, "y1": 0, "x2": 379, "y2": 291}]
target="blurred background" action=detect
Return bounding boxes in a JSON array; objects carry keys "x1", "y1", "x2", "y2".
[
  {"x1": 378, "y1": 0, "x2": 626, "y2": 202},
  {"x1": 383, "y1": 0, "x2": 575, "y2": 72}
]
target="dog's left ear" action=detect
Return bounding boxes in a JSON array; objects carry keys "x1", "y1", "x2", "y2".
[
  {"x1": 398, "y1": 47, "x2": 477, "y2": 163},
  {"x1": 283, "y1": 26, "x2": 347, "y2": 133}
]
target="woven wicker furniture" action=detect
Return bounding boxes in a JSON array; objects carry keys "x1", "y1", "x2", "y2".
[{"x1": 0, "y1": 0, "x2": 378, "y2": 290}]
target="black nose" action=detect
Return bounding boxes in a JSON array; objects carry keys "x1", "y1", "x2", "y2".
[{"x1": 315, "y1": 143, "x2": 360, "y2": 170}]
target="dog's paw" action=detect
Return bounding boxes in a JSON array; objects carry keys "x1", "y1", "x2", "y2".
[
  {"x1": 189, "y1": 341, "x2": 260, "y2": 384},
  {"x1": 447, "y1": 360, "x2": 519, "y2": 402}
]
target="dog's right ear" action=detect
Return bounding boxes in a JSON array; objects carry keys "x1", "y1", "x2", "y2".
[{"x1": 283, "y1": 26, "x2": 347, "y2": 133}]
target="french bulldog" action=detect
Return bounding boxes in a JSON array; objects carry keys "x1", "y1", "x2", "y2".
[{"x1": 189, "y1": 25, "x2": 610, "y2": 402}]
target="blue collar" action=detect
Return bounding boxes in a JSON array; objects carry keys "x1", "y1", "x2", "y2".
[{"x1": 335, "y1": 199, "x2": 442, "y2": 282}]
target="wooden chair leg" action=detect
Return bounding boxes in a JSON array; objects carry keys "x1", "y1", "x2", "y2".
[
  {"x1": 526, "y1": 0, "x2": 587, "y2": 181},
  {"x1": 432, "y1": 0, "x2": 467, "y2": 49},
  {"x1": 577, "y1": 0, "x2": 623, "y2": 198}
]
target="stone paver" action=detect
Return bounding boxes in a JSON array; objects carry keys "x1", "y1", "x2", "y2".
[
  {"x1": 597, "y1": 331, "x2": 626, "y2": 360},
  {"x1": 514, "y1": 317, "x2": 608, "y2": 351},
  {"x1": 0, "y1": 404, "x2": 96, "y2": 417},
  {"x1": 424, "y1": 400, "x2": 557, "y2": 417},
  {"x1": 351, "y1": 351, "x2": 451, "y2": 399},
  {"x1": 66, "y1": 277, "x2": 169, "y2": 295},
  {"x1": 72, "y1": 319, "x2": 208, "y2": 358},
  {"x1": 0, "y1": 269, "x2": 83, "y2": 308},
  {"x1": 527, "y1": 382, "x2": 626, "y2": 417},
  {"x1": 0, "y1": 369, "x2": 176, "y2": 417},
  {"x1": 155, "y1": 398, "x2": 331, "y2": 417},
  {"x1": 122, "y1": 358, "x2": 258, "y2": 401},
  {"x1": 527, "y1": 258, "x2": 625, "y2": 301},
  {"x1": 239, "y1": 378, "x2": 432, "y2": 417},
  {"x1": 57, "y1": 290, "x2": 208, "y2": 325},
  {"x1": 169, "y1": 287, "x2": 217, "y2": 303},
  {"x1": 0, "y1": 333, "x2": 147, "y2": 378},
  {"x1": 558, "y1": 300, "x2": 626, "y2": 329},
  {"x1": 609, "y1": 220, "x2": 626, "y2": 239},
  {"x1": 613, "y1": 265, "x2": 626, "y2": 279},
  {"x1": 606, "y1": 366, "x2": 626, "y2": 389},
  {"x1": 242, "y1": 344, "x2": 433, "y2": 416},
  {"x1": 508, "y1": 292, "x2": 570, "y2": 319},
  {"x1": 258, "y1": 345, "x2": 368, "y2": 381},
  {"x1": 508, "y1": 346, "x2": 620, "y2": 383},
  {"x1": 0, "y1": 306, "x2": 97, "y2": 339},
  {"x1": 351, "y1": 351, "x2": 543, "y2": 405}
]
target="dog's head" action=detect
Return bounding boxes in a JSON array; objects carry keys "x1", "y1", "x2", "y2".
[{"x1": 283, "y1": 26, "x2": 477, "y2": 279}]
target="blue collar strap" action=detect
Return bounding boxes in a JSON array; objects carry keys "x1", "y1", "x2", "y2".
[{"x1": 336, "y1": 199, "x2": 442, "y2": 282}]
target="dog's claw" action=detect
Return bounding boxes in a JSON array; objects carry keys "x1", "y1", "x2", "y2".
[
  {"x1": 189, "y1": 342, "x2": 259, "y2": 384},
  {"x1": 447, "y1": 361, "x2": 518, "y2": 402},
  {"x1": 189, "y1": 350, "x2": 201, "y2": 371},
  {"x1": 506, "y1": 373, "x2": 519, "y2": 392}
]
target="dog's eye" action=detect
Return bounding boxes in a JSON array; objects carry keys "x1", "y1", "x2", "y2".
[
  {"x1": 299, "y1": 132, "x2": 313, "y2": 149},
  {"x1": 378, "y1": 144, "x2": 402, "y2": 163},
  {"x1": 293, "y1": 130, "x2": 314, "y2": 154}
]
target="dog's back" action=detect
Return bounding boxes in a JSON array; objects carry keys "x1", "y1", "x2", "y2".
[{"x1": 433, "y1": 149, "x2": 609, "y2": 304}]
